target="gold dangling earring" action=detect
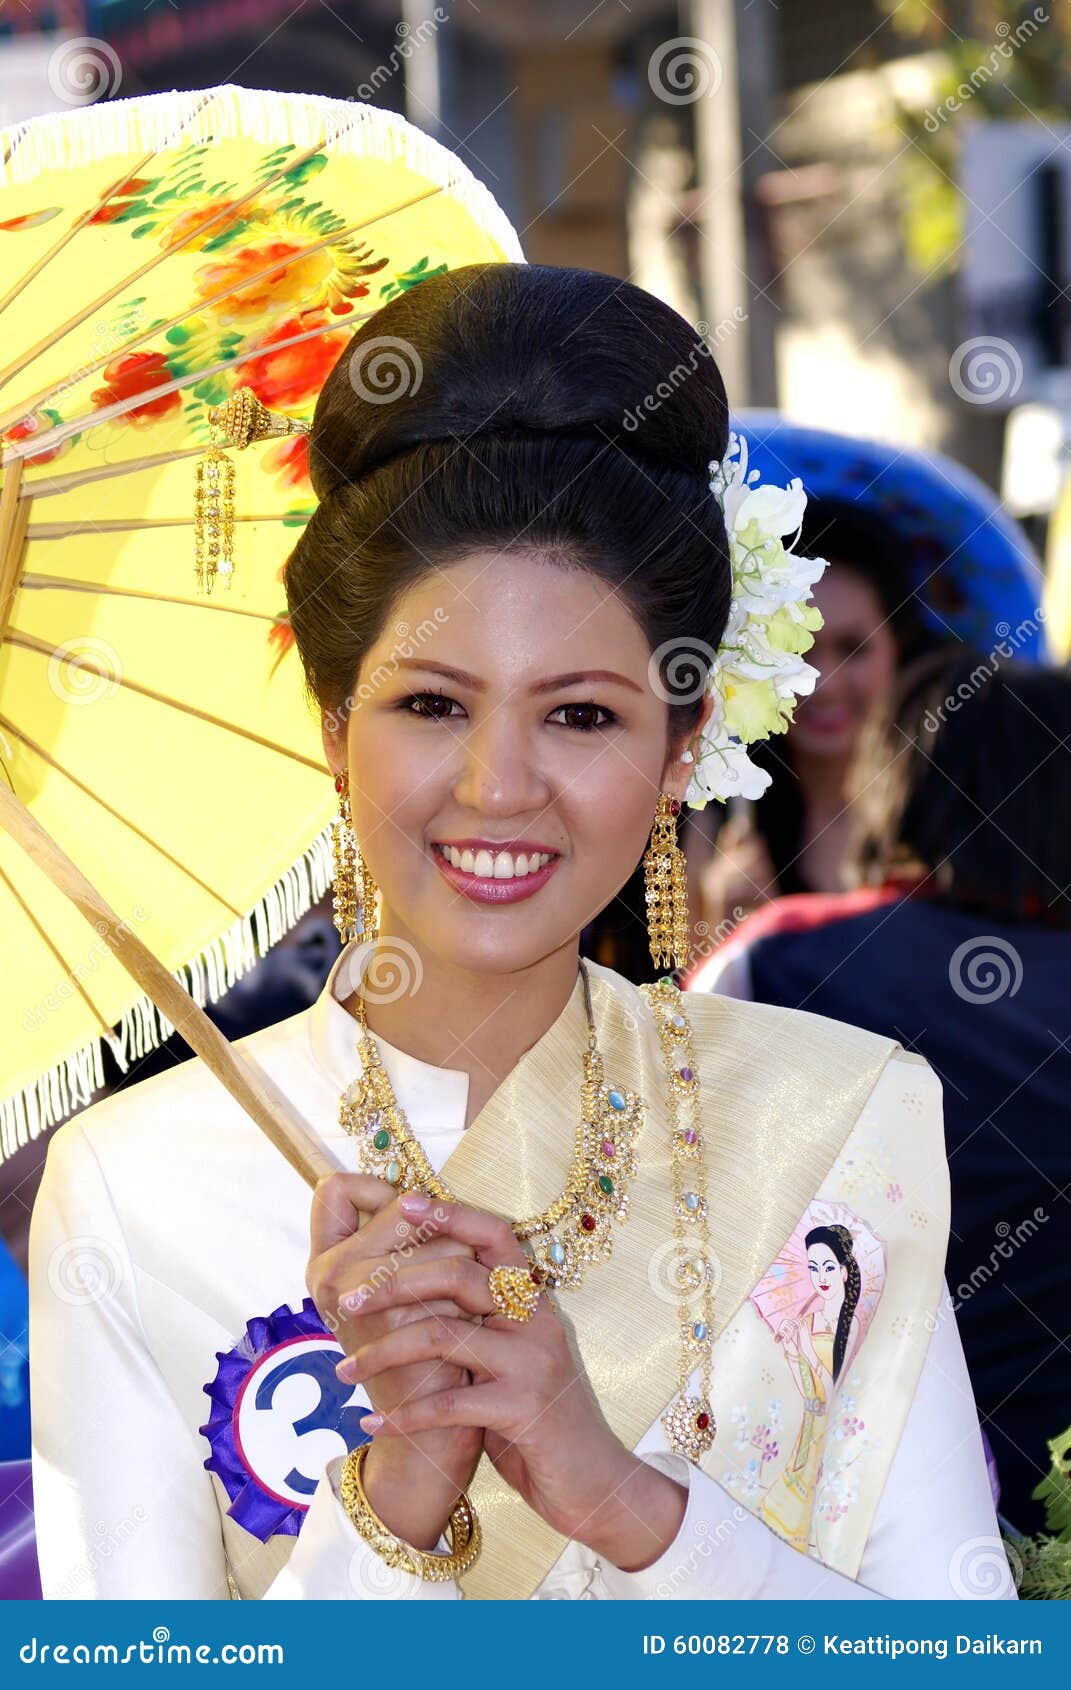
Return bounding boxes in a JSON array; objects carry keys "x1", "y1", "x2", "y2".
[
  {"x1": 332, "y1": 773, "x2": 379, "y2": 944},
  {"x1": 643, "y1": 792, "x2": 690, "y2": 972}
]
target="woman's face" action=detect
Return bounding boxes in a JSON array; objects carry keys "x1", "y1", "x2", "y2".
[
  {"x1": 323, "y1": 550, "x2": 706, "y2": 974},
  {"x1": 789, "y1": 563, "x2": 898, "y2": 762},
  {"x1": 807, "y1": 1243, "x2": 847, "y2": 1310}
]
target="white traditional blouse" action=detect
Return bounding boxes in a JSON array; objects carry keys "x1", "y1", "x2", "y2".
[{"x1": 27, "y1": 944, "x2": 1013, "y2": 1600}]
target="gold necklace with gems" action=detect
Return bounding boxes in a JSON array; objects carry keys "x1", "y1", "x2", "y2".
[
  {"x1": 638, "y1": 974, "x2": 717, "y2": 1464},
  {"x1": 337, "y1": 957, "x2": 643, "y2": 1293}
]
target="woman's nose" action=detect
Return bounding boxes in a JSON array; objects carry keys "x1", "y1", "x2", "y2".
[{"x1": 450, "y1": 712, "x2": 551, "y2": 815}]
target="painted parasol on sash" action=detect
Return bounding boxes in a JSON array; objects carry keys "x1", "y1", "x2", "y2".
[{"x1": 0, "y1": 84, "x2": 524, "y2": 1165}]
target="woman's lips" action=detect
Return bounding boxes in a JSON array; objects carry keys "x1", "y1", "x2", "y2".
[{"x1": 431, "y1": 844, "x2": 561, "y2": 904}]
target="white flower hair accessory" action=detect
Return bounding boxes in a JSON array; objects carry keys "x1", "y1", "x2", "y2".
[{"x1": 682, "y1": 431, "x2": 829, "y2": 809}]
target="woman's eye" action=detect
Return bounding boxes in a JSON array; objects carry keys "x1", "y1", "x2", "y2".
[
  {"x1": 400, "y1": 691, "x2": 460, "y2": 720},
  {"x1": 549, "y1": 702, "x2": 617, "y2": 732}
]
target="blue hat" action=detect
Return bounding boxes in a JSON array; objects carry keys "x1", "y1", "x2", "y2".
[{"x1": 731, "y1": 410, "x2": 1049, "y2": 662}]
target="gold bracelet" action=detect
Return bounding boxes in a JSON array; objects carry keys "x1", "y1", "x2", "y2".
[{"x1": 338, "y1": 1442, "x2": 482, "y2": 1582}]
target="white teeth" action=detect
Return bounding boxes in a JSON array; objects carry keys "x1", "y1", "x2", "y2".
[{"x1": 439, "y1": 845, "x2": 554, "y2": 879}]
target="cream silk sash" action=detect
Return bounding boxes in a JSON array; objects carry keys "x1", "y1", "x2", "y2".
[{"x1": 432, "y1": 960, "x2": 902, "y2": 1601}]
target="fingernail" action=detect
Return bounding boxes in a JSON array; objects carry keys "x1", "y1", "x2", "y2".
[
  {"x1": 336, "y1": 1357, "x2": 357, "y2": 1383},
  {"x1": 360, "y1": 1413, "x2": 383, "y2": 1433},
  {"x1": 399, "y1": 1193, "x2": 431, "y2": 1216},
  {"x1": 341, "y1": 1287, "x2": 369, "y2": 1313}
]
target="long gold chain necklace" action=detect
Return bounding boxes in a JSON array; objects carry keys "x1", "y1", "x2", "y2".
[
  {"x1": 337, "y1": 957, "x2": 643, "y2": 1292},
  {"x1": 639, "y1": 975, "x2": 717, "y2": 1460}
]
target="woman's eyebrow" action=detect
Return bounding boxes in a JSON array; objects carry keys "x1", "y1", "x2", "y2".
[{"x1": 393, "y1": 659, "x2": 644, "y2": 695}]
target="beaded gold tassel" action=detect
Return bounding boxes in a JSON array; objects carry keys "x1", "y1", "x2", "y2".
[
  {"x1": 193, "y1": 421, "x2": 235, "y2": 594},
  {"x1": 332, "y1": 773, "x2": 379, "y2": 944},
  {"x1": 643, "y1": 792, "x2": 690, "y2": 971},
  {"x1": 194, "y1": 385, "x2": 309, "y2": 594}
]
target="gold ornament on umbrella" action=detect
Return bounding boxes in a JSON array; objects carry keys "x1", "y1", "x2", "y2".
[{"x1": 195, "y1": 388, "x2": 309, "y2": 593}]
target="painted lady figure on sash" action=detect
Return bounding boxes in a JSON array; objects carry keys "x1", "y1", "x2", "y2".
[{"x1": 738, "y1": 1202, "x2": 886, "y2": 1556}]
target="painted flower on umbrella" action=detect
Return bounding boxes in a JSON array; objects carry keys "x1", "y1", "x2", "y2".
[
  {"x1": 90, "y1": 350, "x2": 182, "y2": 425},
  {"x1": 3, "y1": 407, "x2": 74, "y2": 466},
  {"x1": 193, "y1": 219, "x2": 389, "y2": 325},
  {"x1": 241, "y1": 311, "x2": 350, "y2": 412}
]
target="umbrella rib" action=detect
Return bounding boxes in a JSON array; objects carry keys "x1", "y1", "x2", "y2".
[
  {"x1": 22, "y1": 447, "x2": 204, "y2": 498},
  {"x1": 0, "y1": 90, "x2": 220, "y2": 322},
  {"x1": 3, "y1": 316, "x2": 354, "y2": 459},
  {"x1": 28, "y1": 517, "x2": 289, "y2": 538},
  {"x1": 0, "y1": 459, "x2": 29, "y2": 645},
  {"x1": 0, "y1": 95, "x2": 388, "y2": 397},
  {"x1": 2, "y1": 630, "x2": 330, "y2": 773},
  {"x1": 18, "y1": 573, "x2": 280, "y2": 623},
  {"x1": 0, "y1": 859, "x2": 117, "y2": 1039},
  {"x1": 0, "y1": 713, "x2": 245, "y2": 918}
]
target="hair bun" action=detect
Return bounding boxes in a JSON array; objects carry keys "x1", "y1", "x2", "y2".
[{"x1": 309, "y1": 263, "x2": 727, "y2": 502}]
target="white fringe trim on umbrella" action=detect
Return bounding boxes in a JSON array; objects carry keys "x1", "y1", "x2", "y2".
[
  {"x1": 0, "y1": 821, "x2": 335, "y2": 1166},
  {"x1": 0, "y1": 82, "x2": 525, "y2": 262}
]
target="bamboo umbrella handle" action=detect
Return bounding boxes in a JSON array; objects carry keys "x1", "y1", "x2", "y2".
[{"x1": 0, "y1": 783, "x2": 342, "y2": 1188}]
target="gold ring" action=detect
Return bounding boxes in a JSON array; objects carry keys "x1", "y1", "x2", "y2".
[{"x1": 487, "y1": 1264, "x2": 541, "y2": 1323}]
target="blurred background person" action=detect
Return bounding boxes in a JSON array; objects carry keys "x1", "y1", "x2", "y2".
[{"x1": 689, "y1": 649, "x2": 1071, "y2": 1536}]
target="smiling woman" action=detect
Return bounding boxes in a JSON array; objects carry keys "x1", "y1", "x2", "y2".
[{"x1": 27, "y1": 264, "x2": 1014, "y2": 1602}]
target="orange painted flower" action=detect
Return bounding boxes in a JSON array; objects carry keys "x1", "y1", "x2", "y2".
[
  {"x1": 4, "y1": 409, "x2": 69, "y2": 466},
  {"x1": 90, "y1": 351, "x2": 181, "y2": 424},
  {"x1": 195, "y1": 239, "x2": 334, "y2": 324},
  {"x1": 263, "y1": 433, "x2": 312, "y2": 493},
  {"x1": 159, "y1": 199, "x2": 255, "y2": 252},
  {"x1": 88, "y1": 175, "x2": 155, "y2": 224},
  {"x1": 242, "y1": 313, "x2": 349, "y2": 411}
]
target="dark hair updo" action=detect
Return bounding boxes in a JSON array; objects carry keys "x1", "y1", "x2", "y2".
[{"x1": 284, "y1": 263, "x2": 732, "y2": 747}]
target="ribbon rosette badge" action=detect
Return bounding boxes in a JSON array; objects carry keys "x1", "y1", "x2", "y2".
[{"x1": 199, "y1": 1297, "x2": 371, "y2": 1542}]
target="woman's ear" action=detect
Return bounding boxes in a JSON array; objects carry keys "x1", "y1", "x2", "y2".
[
  {"x1": 321, "y1": 710, "x2": 346, "y2": 777},
  {"x1": 661, "y1": 689, "x2": 714, "y2": 798}
]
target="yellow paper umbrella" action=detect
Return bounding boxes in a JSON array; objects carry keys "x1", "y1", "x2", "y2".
[{"x1": 0, "y1": 84, "x2": 524, "y2": 1161}]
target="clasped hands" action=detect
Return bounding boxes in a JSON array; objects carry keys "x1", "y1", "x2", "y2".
[{"x1": 306, "y1": 1171, "x2": 685, "y2": 1573}]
